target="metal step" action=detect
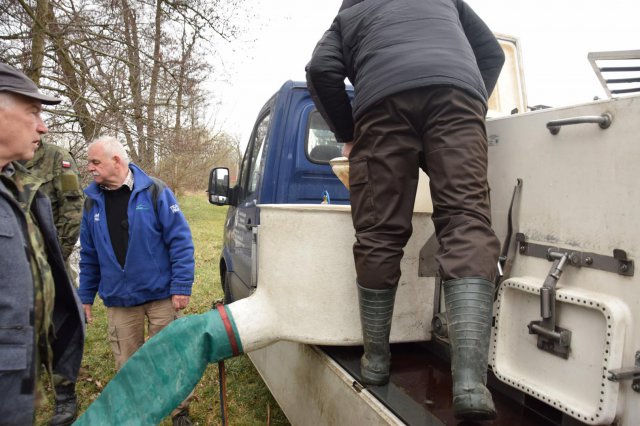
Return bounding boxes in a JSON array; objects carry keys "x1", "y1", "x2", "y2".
[{"x1": 322, "y1": 342, "x2": 589, "y2": 426}]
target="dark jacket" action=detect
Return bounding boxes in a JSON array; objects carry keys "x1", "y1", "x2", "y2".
[
  {"x1": 79, "y1": 163, "x2": 195, "y2": 307},
  {"x1": 306, "y1": 0, "x2": 505, "y2": 142},
  {"x1": 0, "y1": 166, "x2": 85, "y2": 425}
]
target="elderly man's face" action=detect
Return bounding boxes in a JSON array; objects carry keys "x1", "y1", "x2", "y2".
[
  {"x1": 0, "y1": 94, "x2": 48, "y2": 162},
  {"x1": 87, "y1": 143, "x2": 123, "y2": 188}
]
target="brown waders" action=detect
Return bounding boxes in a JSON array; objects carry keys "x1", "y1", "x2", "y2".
[{"x1": 350, "y1": 86, "x2": 500, "y2": 419}]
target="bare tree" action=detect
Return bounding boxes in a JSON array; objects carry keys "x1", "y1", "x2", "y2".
[
  {"x1": 157, "y1": 127, "x2": 240, "y2": 195},
  {"x1": 1, "y1": 0, "x2": 249, "y2": 182}
]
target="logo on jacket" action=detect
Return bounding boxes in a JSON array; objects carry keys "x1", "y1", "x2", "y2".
[
  {"x1": 136, "y1": 204, "x2": 150, "y2": 211},
  {"x1": 94, "y1": 212, "x2": 100, "y2": 222},
  {"x1": 170, "y1": 204, "x2": 180, "y2": 213}
]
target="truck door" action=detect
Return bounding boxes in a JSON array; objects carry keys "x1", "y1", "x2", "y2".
[{"x1": 228, "y1": 111, "x2": 271, "y2": 300}]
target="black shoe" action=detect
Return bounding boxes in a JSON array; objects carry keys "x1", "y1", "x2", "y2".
[
  {"x1": 172, "y1": 409, "x2": 193, "y2": 426},
  {"x1": 50, "y1": 384, "x2": 78, "y2": 426}
]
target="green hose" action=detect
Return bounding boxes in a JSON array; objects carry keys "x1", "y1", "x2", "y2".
[{"x1": 74, "y1": 308, "x2": 243, "y2": 425}]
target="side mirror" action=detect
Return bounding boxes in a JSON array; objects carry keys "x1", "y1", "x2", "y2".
[{"x1": 208, "y1": 167, "x2": 230, "y2": 205}]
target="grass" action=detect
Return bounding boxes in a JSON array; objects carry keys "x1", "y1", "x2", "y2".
[{"x1": 36, "y1": 192, "x2": 289, "y2": 425}]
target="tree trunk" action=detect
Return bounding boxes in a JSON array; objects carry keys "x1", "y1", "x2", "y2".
[
  {"x1": 28, "y1": 0, "x2": 48, "y2": 84},
  {"x1": 121, "y1": 0, "x2": 147, "y2": 167},
  {"x1": 46, "y1": 2, "x2": 99, "y2": 142},
  {"x1": 146, "y1": 0, "x2": 164, "y2": 172}
]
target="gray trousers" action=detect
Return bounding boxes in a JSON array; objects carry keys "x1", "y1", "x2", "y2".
[{"x1": 349, "y1": 86, "x2": 500, "y2": 289}]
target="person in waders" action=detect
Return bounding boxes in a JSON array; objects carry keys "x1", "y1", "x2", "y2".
[{"x1": 306, "y1": 0, "x2": 504, "y2": 421}]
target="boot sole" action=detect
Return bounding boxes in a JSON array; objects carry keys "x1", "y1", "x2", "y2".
[
  {"x1": 360, "y1": 368, "x2": 390, "y2": 386},
  {"x1": 453, "y1": 392, "x2": 496, "y2": 421}
]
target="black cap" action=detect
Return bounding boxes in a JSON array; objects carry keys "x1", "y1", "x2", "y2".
[{"x1": 0, "y1": 62, "x2": 61, "y2": 105}]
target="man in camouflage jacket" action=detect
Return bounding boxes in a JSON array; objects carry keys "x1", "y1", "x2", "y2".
[
  {"x1": 0, "y1": 63, "x2": 84, "y2": 426},
  {"x1": 21, "y1": 141, "x2": 83, "y2": 425},
  {"x1": 22, "y1": 141, "x2": 83, "y2": 261}
]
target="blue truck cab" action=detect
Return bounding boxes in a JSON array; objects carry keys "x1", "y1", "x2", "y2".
[{"x1": 208, "y1": 81, "x2": 352, "y2": 302}]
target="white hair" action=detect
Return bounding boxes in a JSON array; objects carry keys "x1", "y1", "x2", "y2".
[
  {"x1": 0, "y1": 92, "x2": 16, "y2": 109},
  {"x1": 89, "y1": 135, "x2": 130, "y2": 166}
]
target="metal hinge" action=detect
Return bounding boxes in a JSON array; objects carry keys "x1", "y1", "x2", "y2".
[{"x1": 608, "y1": 351, "x2": 640, "y2": 393}]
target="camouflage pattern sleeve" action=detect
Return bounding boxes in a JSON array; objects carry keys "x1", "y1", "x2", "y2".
[
  {"x1": 52, "y1": 148, "x2": 84, "y2": 259},
  {"x1": 23, "y1": 143, "x2": 84, "y2": 259}
]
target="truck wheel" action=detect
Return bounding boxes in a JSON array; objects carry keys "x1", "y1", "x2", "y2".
[{"x1": 223, "y1": 271, "x2": 234, "y2": 304}]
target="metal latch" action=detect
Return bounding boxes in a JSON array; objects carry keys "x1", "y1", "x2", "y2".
[
  {"x1": 527, "y1": 251, "x2": 572, "y2": 359},
  {"x1": 608, "y1": 351, "x2": 640, "y2": 393}
]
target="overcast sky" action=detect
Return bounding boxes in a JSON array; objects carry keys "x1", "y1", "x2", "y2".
[{"x1": 211, "y1": 0, "x2": 639, "y2": 144}]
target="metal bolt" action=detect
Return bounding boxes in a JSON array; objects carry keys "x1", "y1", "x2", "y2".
[
  {"x1": 633, "y1": 382, "x2": 640, "y2": 393},
  {"x1": 519, "y1": 244, "x2": 527, "y2": 254},
  {"x1": 619, "y1": 263, "x2": 629, "y2": 273},
  {"x1": 585, "y1": 257, "x2": 593, "y2": 265},
  {"x1": 570, "y1": 253, "x2": 580, "y2": 265}
]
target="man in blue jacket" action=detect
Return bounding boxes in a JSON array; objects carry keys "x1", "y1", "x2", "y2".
[
  {"x1": 307, "y1": 0, "x2": 504, "y2": 421},
  {"x1": 79, "y1": 135, "x2": 195, "y2": 426}
]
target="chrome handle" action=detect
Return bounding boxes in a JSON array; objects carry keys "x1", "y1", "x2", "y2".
[{"x1": 546, "y1": 112, "x2": 612, "y2": 135}]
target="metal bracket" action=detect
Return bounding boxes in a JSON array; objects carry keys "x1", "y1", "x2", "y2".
[
  {"x1": 516, "y1": 233, "x2": 634, "y2": 277},
  {"x1": 608, "y1": 351, "x2": 640, "y2": 393}
]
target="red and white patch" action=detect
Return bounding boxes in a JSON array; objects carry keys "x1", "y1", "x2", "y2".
[{"x1": 62, "y1": 160, "x2": 71, "y2": 168}]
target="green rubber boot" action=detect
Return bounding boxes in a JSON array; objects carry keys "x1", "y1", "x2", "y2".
[
  {"x1": 443, "y1": 278, "x2": 497, "y2": 421},
  {"x1": 358, "y1": 283, "x2": 397, "y2": 386}
]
